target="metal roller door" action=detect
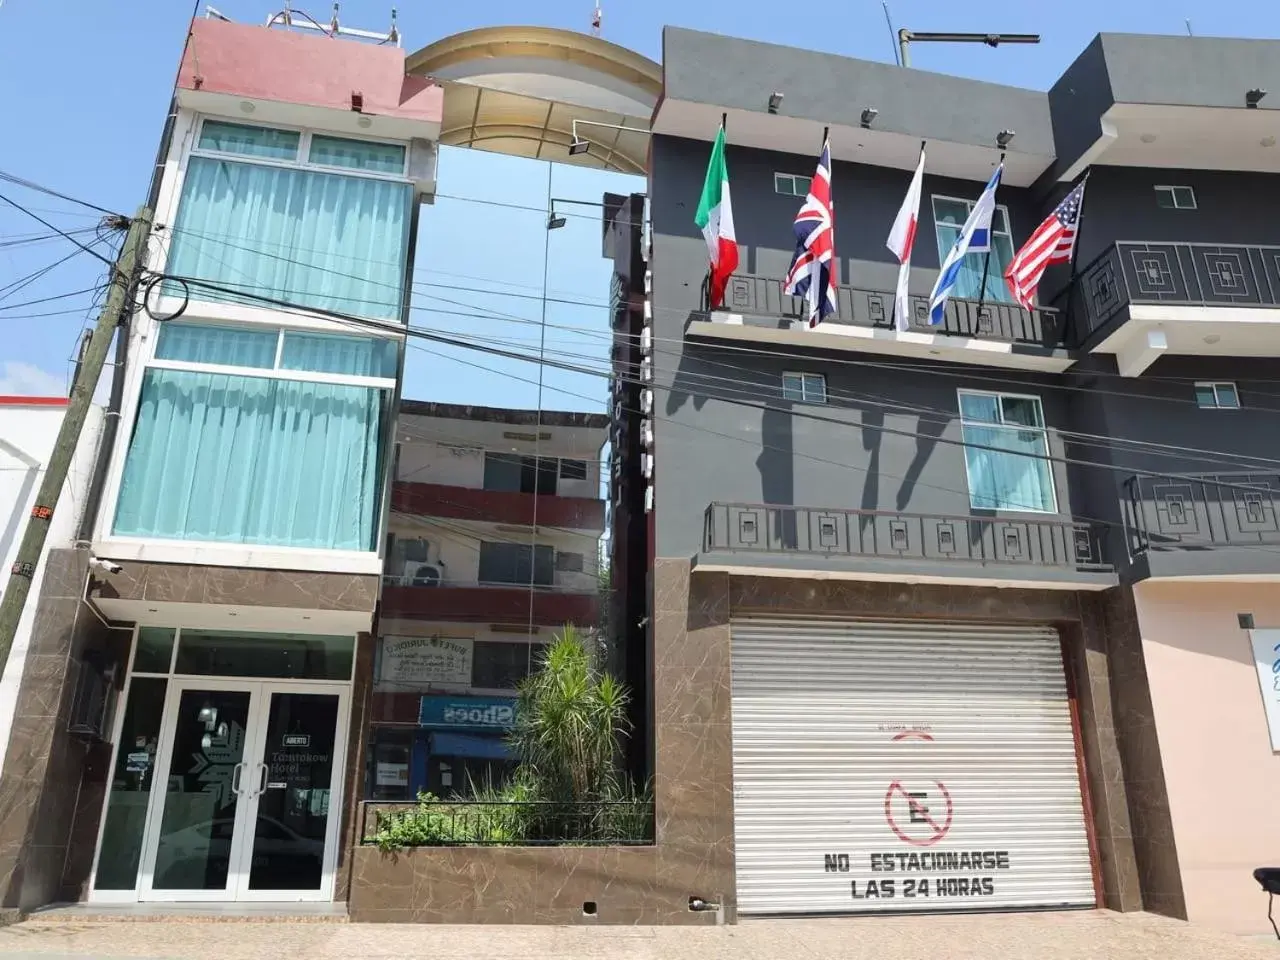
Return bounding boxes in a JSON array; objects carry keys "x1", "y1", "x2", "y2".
[{"x1": 730, "y1": 619, "x2": 1096, "y2": 916}]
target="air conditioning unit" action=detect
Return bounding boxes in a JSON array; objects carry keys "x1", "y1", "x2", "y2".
[{"x1": 402, "y1": 560, "x2": 443, "y2": 587}]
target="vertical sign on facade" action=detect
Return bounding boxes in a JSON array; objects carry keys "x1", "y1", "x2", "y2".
[{"x1": 1250, "y1": 628, "x2": 1280, "y2": 751}]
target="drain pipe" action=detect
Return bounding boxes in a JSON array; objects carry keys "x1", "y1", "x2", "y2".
[{"x1": 688, "y1": 895, "x2": 725, "y2": 925}]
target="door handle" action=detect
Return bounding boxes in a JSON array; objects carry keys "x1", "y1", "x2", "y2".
[
  {"x1": 256, "y1": 762, "x2": 269, "y2": 797},
  {"x1": 231, "y1": 761, "x2": 244, "y2": 795}
]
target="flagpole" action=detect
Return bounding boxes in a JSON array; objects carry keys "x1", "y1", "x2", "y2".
[
  {"x1": 975, "y1": 151, "x2": 1006, "y2": 314},
  {"x1": 1064, "y1": 168, "x2": 1092, "y2": 284}
]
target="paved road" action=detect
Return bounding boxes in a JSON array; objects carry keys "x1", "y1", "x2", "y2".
[{"x1": 0, "y1": 911, "x2": 1276, "y2": 960}]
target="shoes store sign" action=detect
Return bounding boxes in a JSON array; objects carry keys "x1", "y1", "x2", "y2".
[{"x1": 1250, "y1": 628, "x2": 1280, "y2": 751}]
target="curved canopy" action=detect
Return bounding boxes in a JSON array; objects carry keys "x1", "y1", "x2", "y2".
[{"x1": 406, "y1": 26, "x2": 660, "y2": 174}]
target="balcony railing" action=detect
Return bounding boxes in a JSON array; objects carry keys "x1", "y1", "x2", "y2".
[
  {"x1": 380, "y1": 577, "x2": 600, "y2": 625},
  {"x1": 360, "y1": 799, "x2": 655, "y2": 848},
  {"x1": 1071, "y1": 241, "x2": 1280, "y2": 342},
  {"x1": 704, "y1": 502, "x2": 1111, "y2": 573},
  {"x1": 1123, "y1": 472, "x2": 1280, "y2": 555},
  {"x1": 702, "y1": 272, "x2": 1067, "y2": 349}
]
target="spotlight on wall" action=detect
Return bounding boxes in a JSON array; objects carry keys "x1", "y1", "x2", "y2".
[
  {"x1": 996, "y1": 129, "x2": 1016, "y2": 148},
  {"x1": 860, "y1": 107, "x2": 879, "y2": 129},
  {"x1": 768, "y1": 91, "x2": 784, "y2": 114},
  {"x1": 1248, "y1": 88, "x2": 1268, "y2": 108},
  {"x1": 568, "y1": 139, "x2": 590, "y2": 156},
  {"x1": 547, "y1": 213, "x2": 567, "y2": 230}
]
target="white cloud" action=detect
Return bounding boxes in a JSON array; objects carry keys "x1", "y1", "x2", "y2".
[{"x1": 0, "y1": 362, "x2": 66, "y2": 398}]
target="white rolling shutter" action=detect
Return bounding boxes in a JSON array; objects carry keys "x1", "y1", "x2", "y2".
[{"x1": 730, "y1": 619, "x2": 1096, "y2": 917}]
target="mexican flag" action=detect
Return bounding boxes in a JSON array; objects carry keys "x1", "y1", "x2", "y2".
[{"x1": 694, "y1": 124, "x2": 738, "y2": 309}]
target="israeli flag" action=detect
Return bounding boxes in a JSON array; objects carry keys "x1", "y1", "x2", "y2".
[{"x1": 927, "y1": 163, "x2": 1004, "y2": 325}]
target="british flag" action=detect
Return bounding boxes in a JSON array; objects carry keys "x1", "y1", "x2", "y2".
[{"x1": 784, "y1": 138, "x2": 837, "y2": 327}]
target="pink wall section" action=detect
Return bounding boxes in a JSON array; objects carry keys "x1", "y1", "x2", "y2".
[
  {"x1": 178, "y1": 18, "x2": 441, "y2": 123},
  {"x1": 1133, "y1": 581, "x2": 1280, "y2": 936}
]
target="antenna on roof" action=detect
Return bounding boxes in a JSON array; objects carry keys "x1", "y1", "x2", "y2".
[
  {"x1": 591, "y1": 1, "x2": 602, "y2": 36},
  {"x1": 882, "y1": 3, "x2": 901, "y2": 66},
  {"x1": 1185, "y1": 18, "x2": 1194, "y2": 36},
  {"x1": 896, "y1": 30, "x2": 1040, "y2": 68}
]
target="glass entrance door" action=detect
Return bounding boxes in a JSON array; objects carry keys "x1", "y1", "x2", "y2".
[{"x1": 138, "y1": 680, "x2": 347, "y2": 902}]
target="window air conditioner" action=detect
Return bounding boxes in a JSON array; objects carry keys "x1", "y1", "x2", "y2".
[{"x1": 402, "y1": 560, "x2": 443, "y2": 587}]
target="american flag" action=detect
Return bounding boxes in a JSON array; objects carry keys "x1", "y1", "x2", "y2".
[
  {"x1": 784, "y1": 139, "x2": 837, "y2": 327},
  {"x1": 1004, "y1": 181, "x2": 1086, "y2": 310}
]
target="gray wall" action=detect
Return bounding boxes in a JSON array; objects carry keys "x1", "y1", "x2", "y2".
[
  {"x1": 650, "y1": 132, "x2": 1280, "y2": 571},
  {"x1": 662, "y1": 27, "x2": 1055, "y2": 158}
]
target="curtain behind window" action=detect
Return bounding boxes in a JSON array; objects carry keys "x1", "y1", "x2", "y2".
[
  {"x1": 961, "y1": 423, "x2": 1055, "y2": 513},
  {"x1": 167, "y1": 157, "x2": 411, "y2": 321},
  {"x1": 113, "y1": 369, "x2": 385, "y2": 550},
  {"x1": 933, "y1": 200, "x2": 1016, "y2": 303}
]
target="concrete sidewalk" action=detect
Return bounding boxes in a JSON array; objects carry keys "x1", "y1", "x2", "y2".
[{"x1": 0, "y1": 911, "x2": 1276, "y2": 960}]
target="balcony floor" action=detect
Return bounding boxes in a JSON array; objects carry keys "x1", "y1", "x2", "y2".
[{"x1": 693, "y1": 550, "x2": 1119, "y2": 591}]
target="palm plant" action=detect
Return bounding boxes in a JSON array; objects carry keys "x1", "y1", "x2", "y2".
[{"x1": 508, "y1": 624, "x2": 631, "y2": 804}]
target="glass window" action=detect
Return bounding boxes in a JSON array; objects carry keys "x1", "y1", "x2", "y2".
[
  {"x1": 155, "y1": 323, "x2": 278, "y2": 368},
  {"x1": 197, "y1": 120, "x2": 300, "y2": 161},
  {"x1": 555, "y1": 551, "x2": 585, "y2": 572},
  {"x1": 959, "y1": 391, "x2": 1057, "y2": 513},
  {"x1": 133, "y1": 627, "x2": 176, "y2": 673},
  {"x1": 1195, "y1": 381, "x2": 1240, "y2": 409},
  {"x1": 559, "y1": 458, "x2": 588, "y2": 480},
  {"x1": 280, "y1": 331, "x2": 398, "y2": 378},
  {"x1": 366, "y1": 727, "x2": 414, "y2": 800},
  {"x1": 478, "y1": 542, "x2": 554, "y2": 586},
  {"x1": 174, "y1": 629, "x2": 354, "y2": 680},
  {"x1": 166, "y1": 157, "x2": 412, "y2": 321},
  {"x1": 308, "y1": 135, "x2": 406, "y2": 174},
  {"x1": 94, "y1": 677, "x2": 167, "y2": 890},
  {"x1": 471, "y1": 641, "x2": 547, "y2": 690},
  {"x1": 931, "y1": 196, "x2": 1016, "y2": 304},
  {"x1": 483, "y1": 453, "x2": 557, "y2": 494},
  {"x1": 113, "y1": 368, "x2": 386, "y2": 550},
  {"x1": 1155, "y1": 185, "x2": 1197, "y2": 210},
  {"x1": 774, "y1": 173, "x2": 812, "y2": 197},
  {"x1": 782, "y1": 372, "x2": 827, "y2": 404}
]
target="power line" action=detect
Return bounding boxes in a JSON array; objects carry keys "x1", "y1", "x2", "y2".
[
  {"x1": 0, "y1": 192, "x2": 120, "y2": 268},
  {"x1": 0, "y1": 168, "x2": 126, "y2": 218}
]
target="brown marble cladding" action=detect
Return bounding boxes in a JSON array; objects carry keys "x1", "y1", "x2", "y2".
[
  {"x1": 333, "y1": 631, "x2": 376, "y2": 903},
  {"x1": 346, "y1": 563, "x2": 1163, "y2": 923},
  {"x1": 1099, "y1": 585, "x2": 1187, "y2": 920},
  {"x1": 0, "y1": 549, "x2": 110, "y2": 910},
  {"x1": 89, "y1": 562, "x2": 378, "y2": 611}
]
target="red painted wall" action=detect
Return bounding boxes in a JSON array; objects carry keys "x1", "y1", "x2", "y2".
[{"x1": 178, "y1": 18, "x2": 441, "y2": 123}]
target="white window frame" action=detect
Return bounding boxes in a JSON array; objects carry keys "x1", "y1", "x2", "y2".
[
  {"x1": 782, "y1": 371, "x2": 827, "y2": 404},
  {"x1": 1194, "y1": 381, "x2": 1240, "y2": 409},
  {"x1": 774, "y1": 172, "x2": 812, "y2": 198},
  {"x1": 957, "y1": 388, "x2": 1058, "y2": 515},
  {"x1": 191, "y1": 116, "x2": 411, "y2": 181},
  {"x1": 930, "y1": 194, "x2": 1015, "y2": 248},
  {"x1": 1154, "y1": 185, "x2": 1197, "y2": 210}
]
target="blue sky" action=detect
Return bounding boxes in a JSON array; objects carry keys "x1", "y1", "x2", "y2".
[{"x1": 2, "y1": 0, "x2": 1279, "y2": 411}]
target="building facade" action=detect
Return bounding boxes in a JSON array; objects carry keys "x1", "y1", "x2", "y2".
[
  {"x1": 0, "y1": 15, "x2": 442, "y2": 909},
  {"x1": 610, "y1": 27, "x2": 1280, "y2": 935},
  {"x1": 364, "y1": 401, "x2": 607, "y2": 803}
]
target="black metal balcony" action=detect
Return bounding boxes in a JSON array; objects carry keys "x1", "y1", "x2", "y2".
[
  {"x1": 1070, "y1": 241, "x2": 1280, "y2": 344},
  {"x1": 701, "y1": 272, "x2": 1067, "y2": 350},
  {"x1": 1123, "y1": 472, "x2": 1280, "y2": 555},
  {"x1": 703, "y1": 502, "x2": 1112, "y2": 576}
]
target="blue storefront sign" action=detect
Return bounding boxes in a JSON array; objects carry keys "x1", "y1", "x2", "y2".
[{"x1": 418, "y1": 694, "x2": 517, "y2": 731}]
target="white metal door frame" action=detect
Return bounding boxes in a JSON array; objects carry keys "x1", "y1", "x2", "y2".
[{"x1": 136, "y1": 678, "x2": 349, "y2": 903}]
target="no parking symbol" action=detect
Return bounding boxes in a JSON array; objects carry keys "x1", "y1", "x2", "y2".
[{"x1": 883, "y1": 728, "x2": 953, "y2": 846}]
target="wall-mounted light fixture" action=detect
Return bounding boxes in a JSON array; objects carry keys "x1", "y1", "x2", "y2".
[
  {"x1": 567, "y1": 118, "x2": 648, "y2": 159},
  {"x1": 860, "y1": 107, "x2": 879, "y2": 129},
  {"x1": 1248, "y1": 88, "x2": 1268, "y2": 108},
  {"x1": 547, "y1": 212, "x2": 567, "y2": 230},
  {"x1": 768, "y1": 91, "x2": 784, "y2": 114},
  {"x1": 996, "y1": 129, "x2": 1016, "y2": 148}
]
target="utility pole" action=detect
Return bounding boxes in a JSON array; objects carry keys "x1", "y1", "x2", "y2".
[{"x1": 0, "y1": 205, "x2": 152, "y2": 679}]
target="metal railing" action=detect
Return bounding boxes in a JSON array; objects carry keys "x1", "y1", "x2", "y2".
[
  {"x1": 704, "y1": 502, "x2": 1111, "y2": 572},
  {"x1": 360, "y1": 799, "x2": 655, "y2": 847},
  {"x1": 1070, "y1": 241, "x2": 1280, "y2": 342},
  {"x1": 1123, "y1": 472, "x2": 1280, "y2": 555},
  {"x1": 380, "y1": 574, "x2": 594, "y2": 594},
  {"x1": 701, "y1": 272, "x2": 1066, "y2": 349}
]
